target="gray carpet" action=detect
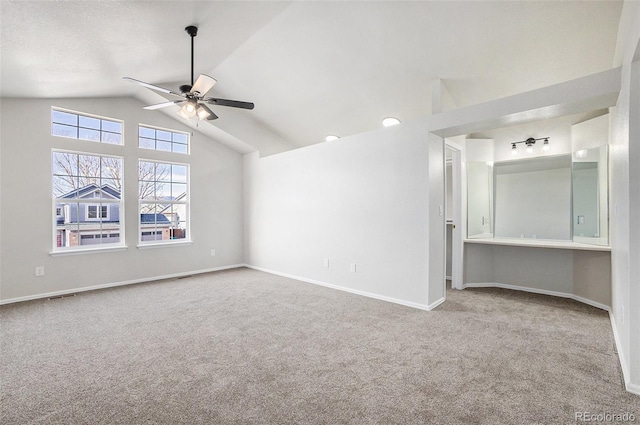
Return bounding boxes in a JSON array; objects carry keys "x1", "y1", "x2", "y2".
[{"x1": 1, "y1": 267, "x2": 638, "y2": 424}]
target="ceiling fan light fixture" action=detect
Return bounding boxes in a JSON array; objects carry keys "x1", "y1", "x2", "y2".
[
  {"x1": 196, "y1": 104, "x2": 216, "y2": 120},
  {"x1": 182, "y1": 99, "x2": 198, "y2": 117}
]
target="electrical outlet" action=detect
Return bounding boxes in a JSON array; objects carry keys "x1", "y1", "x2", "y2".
[
  {"x1": 323, "y1": 258, "x2": 329, "y2": 268},
  {"x1": 210, "y1": 249, "x2": 216, "y2": 257},
  {"x1": 35, "y1": 266, "x2": 45, "y2": 277},
  {"x1": 350, "y1": 263, "x2": 357, "y2": 273}
]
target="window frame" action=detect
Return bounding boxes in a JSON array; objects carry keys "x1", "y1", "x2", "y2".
[
  {"x1": 138, "y1": 124, "x2": 190, "y2": 154},
  {"x1": 137, "y1": 158, "x2": 190, "y2": 246},
  {"x1": 51, "y1": 149, "x2": 125, "y2": 254},
  {"x1": 51, "y1": 107, "x2": 124, "y2": 145}
]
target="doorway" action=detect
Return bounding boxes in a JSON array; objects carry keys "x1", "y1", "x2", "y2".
[{"x1": 444, "y1": 140, "x2": 463, "y2": 291}]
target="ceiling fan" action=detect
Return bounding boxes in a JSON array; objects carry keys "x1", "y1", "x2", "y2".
[{"x1": 124, "y1": 25, "x2": 254, "y2": 121}]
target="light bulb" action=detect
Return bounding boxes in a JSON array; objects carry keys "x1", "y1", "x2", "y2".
[
  {"x1": 542, "y1": 139, "x2": 550, "y2": 151},
  {"x1": 325, "y1": 135, "x2": 339, "y2": 142},
  {"x1": 526, "y1": 144, "x2": 534, "y2": 153},
  {"x1": 511, "y1": 144, "x2": 517, "y2": 155},
  {"x1": 196, "y1": 104, "x2": 211, "y2": 120},
  {"x1": 181, "y1": 100, "x2": 197, "y2": 118}
]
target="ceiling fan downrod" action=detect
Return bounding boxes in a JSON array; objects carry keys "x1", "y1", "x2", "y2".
[{"x1": 180, "y1": 25, "x2": 198, "y2": 93}]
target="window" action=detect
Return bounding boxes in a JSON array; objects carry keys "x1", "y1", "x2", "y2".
[
  {"x1": 52, "y1": 151, "x2": 124, "y2": 250},
  {"x1": 86, "y1": 205, "x2": 109, "y2": 220},
  {"x1": 138, "y1": 160, "x2": 189, "y2": 244},
  {"x1": 139, "y1": 125, "x2": 189, "y2": 154},
  {"x1": 52, "y1": 108, "x2": 123, "y2": 144}
]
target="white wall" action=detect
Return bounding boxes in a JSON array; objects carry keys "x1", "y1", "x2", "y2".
[
  {"x1": 0, "y1": 97, "x2": 244, "y2": 301},
  {"x1": 244, "y1": 121, "x2": 437, "y2": 309},
  {"x1": 609, "y1": 0, "x2": 640, "y2": 394}
]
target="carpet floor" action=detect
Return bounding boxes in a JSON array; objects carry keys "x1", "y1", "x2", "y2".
[{"x1": 1, "y1": 267, "x2": 638, "y2": 424}]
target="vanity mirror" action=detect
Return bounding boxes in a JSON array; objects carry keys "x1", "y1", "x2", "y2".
[
  {"x1": 572, "y1": 145, "x2": 608, "y2": 245},
  {"x1": 466, "y1": 148, "x2": 609, "y2": 247},
  {"x1": 467, "y1": 161, "x2": 493, "y2": 238}
]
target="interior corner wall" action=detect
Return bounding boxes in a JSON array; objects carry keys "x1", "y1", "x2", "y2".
[
  {"x1": 0, "y1": 97, "x2": 244, "y2": 302},
  {"x1": 243, "y1": 121, "x2": 433, "y2": 308},
  {"x1": 610, "y1": 0, "x2": 640, "y2": 392}
]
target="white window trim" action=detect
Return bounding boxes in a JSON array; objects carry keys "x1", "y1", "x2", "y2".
[
  {"x1": 138, "y1": 123, "x2": 190, "y2": 154},
  {"x1": 52, "y1": 149, "x2": 126, "y2": 253},
  {"x1": 138, "y1": 158, "x2": 190, "y2": 246},
  {"x1": 51, "y1": 107, "x2": 124, "y2": 145}
]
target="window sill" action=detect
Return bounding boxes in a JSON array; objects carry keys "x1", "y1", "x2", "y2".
[
  {"x1": 137, "y1": 240, "x2": 193, "y2": 249},
  {"x1": 50, "y1": 245, "x2": 128, "y2": 257}
]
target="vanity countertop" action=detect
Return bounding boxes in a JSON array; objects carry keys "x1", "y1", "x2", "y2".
[{"x1": 464, "y1": 237, "x2": 611, "y2": 252}]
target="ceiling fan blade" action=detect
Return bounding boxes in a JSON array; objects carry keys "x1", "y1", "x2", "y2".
[
  {"x1": 143, "y1": 100, "x2": 186, "y2": 110},
  {"x1": 191, "y1": 74, "x2": 217, "y2": 97},
  {"x1": 123, "y1": 77, "x2": 184, "y2": 97},
  {"x1": 204, "y1": 98, "x2": 255, "y2": 110}
]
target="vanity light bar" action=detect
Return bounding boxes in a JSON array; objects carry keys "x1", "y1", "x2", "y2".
[{"x1": 510, "y1": 137, "x2": 550, "y2": 155}]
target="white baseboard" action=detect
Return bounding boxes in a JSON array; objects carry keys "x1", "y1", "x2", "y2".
[
  {"x1": 244, "y1": 264, "x2": 434, "y2": 311},
  {"x1": 462, "y1": 282, "x2": 611, "y2": 312},
  {"x1": 0, "y1": 264, "x2": 245, "y2": 305},
  {"x1": 427, "y1": 296, "x2": 446, "y2": 310},
  {"x1": 627, "y1": 383, "x2": 640, "y2": 397},
  {"x1": 609, "y1": 311, "x2": 631, "y2": 390}
]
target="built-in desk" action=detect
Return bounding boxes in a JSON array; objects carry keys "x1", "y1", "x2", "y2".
[{"x1": 463, "y1": 238, "x2": 611, "y2": 310}]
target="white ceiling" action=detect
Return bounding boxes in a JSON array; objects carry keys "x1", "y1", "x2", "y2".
[{"x1": 0, "y1": 1, "x2": 623, "y2": 155}]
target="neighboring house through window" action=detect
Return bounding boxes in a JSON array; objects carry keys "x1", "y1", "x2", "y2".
[
  {"x1": 138, "y1": 160, "x2": 189, "y2": 244},
  {"x1": 52, "y1": 151, "x2": 124, "y2": 250}
]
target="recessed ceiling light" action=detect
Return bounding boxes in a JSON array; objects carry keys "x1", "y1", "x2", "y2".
[
  {"x1": 325, "y1": 135, "x2": 339, "y2": 142},
  {"x1": 382, "y1": 117, "x2": 400, "y2": 127}
]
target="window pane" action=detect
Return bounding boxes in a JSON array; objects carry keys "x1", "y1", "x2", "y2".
[
  {"x1": 102, "y1": 120, "x2": 122, "y2": 133},
  {"x1": 172, "y1": 143, "x2": 188, "y2": 154},
  {"x1": 155, "y1": 163, "x2": 171, "y2": 181},
  {"x1": 173, "y1": 133, "x2": 188, "y2": 144},
  {"x1": 157, "y1": 130, "x2": 172, "y2": 141},
  {"x1": 52, "y1": 123, "x2": 78, "y2": 139},
  {"x1": 53, "y1": 152, "x2": 78, "y2": 176},
  {"x1": 138, "y1": 181, "x2": 155, "y2": 200},
  {"x1": 101, "y1": 132, "x2": 122, "y2": 145},
  {"x1": 171, "y1": 183, "x2": 187, "y2": 199},
  {"x1": 52, "y1": 110, "x2": 77, "y2": 126},
  {"x1": 155, "y1": 182, "x2": 171, "y2": 200},
  {"x1": 139, "y1": 126, "x2": 155, "y2": 138},
  {"x1": 79, "y1": 115, "x2": 100, "y2": 130},
  {"x1": 78, "y1": 155, "x2": 101, "y2": 178},
  {"x1": 139, "y1": 137, "x2": 155, "y2": 149},
  {"x1": 172, "y1": 165, "x2": 187, "y2": 182},
  {"x1": 101, "y1": 157, "x2": 121, "y2": 180},
  {"x1": 157, "y1": 140, "x2": 171, "y2": 152},
  {"x1": 79, "y1": 128, "x2": 100, "y2": 142},
  {"x1": 53, "y1": 176, "x2": 78, "y2": 198},
  {"x1": 101, "y1": 179, "x2": 120, "y2": 197}
]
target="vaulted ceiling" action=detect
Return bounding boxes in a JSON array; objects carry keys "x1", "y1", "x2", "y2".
[{"x1": 0, "y1": 1, "x2": 623, "y2": 155}]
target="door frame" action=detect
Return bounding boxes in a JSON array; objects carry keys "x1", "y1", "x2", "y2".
[{"x1": 445, "y1": 139, "x2": 464, "y2": 290}]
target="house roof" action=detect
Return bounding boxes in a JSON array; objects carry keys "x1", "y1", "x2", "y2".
[
  {"x1": 140, "y1": 214, "x2": 171, "y2": 224},
  {"x1": 60, "y1": 184, "x2": 121, "y2": 200},
  {"x1": 0, "y1": 1, "x2": 624, "y2": 155}
]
